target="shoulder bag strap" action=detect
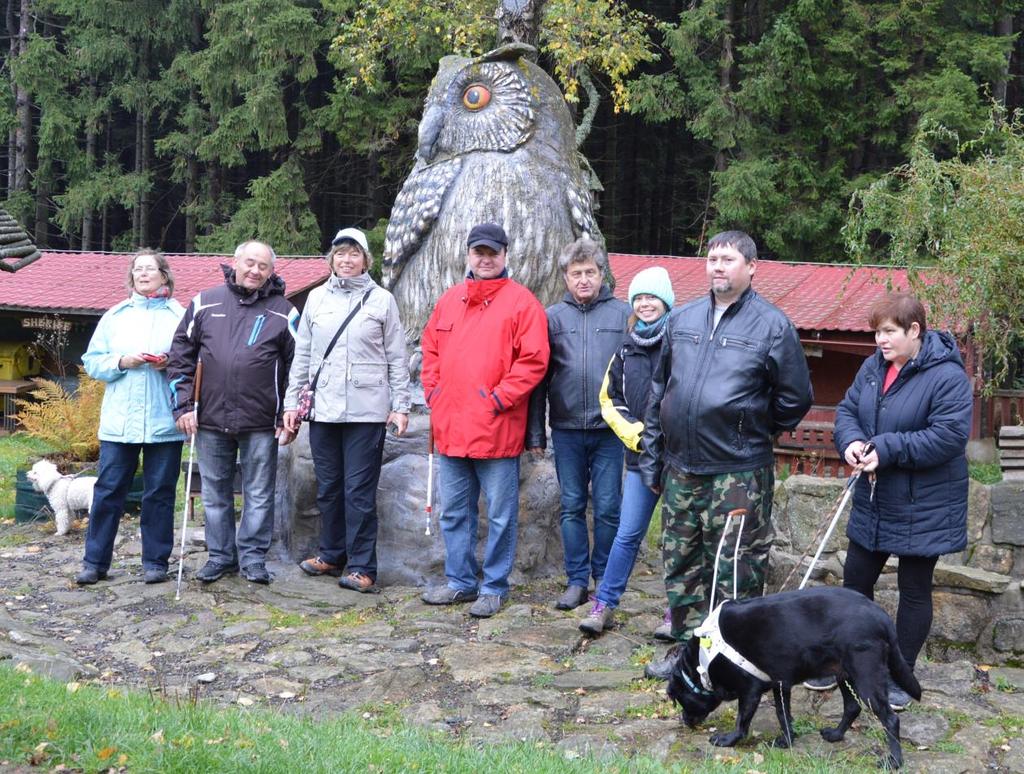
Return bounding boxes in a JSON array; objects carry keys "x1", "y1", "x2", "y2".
[{"x1": 308, "y1": 287, "x2": 374, "y2": 389}]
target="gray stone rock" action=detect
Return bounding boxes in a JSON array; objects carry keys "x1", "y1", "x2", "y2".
[
  {"x1": 990, "y1": 481, "x2": 1024, "y2": 545},
  {"x1": 967, "y1": 544, "x2": 1015, "y2": 575},
  {"x1": 993, "y1": 617, "x2": 1024, "y2": 653},
  {"x1": 472, "y1": 684, "x2": 572, "y2": 710},
  {"x1": 438, "y1": 642, "x2": 556, "y2": 682},
  {"x1": 551, "y1": 670, "x2": 638, "y2": 691},
  {"x1": 933, "y1": 563, "x2": 1012, "y2": 594},
  {"x1": 575, "y1": 689, "x2": 662, "y2": 719},
  {"x1": 966, "y1": 479, "x2": 991, "y2": 544},
  {"x1": 967, "y1": 438, "x2": 998, "y2": 464},
  {"x1": 930, "y1": 591, "x2": 992, "y2": 644},
  {"x1": 771, "y1": 475, "x2": 847, "y2": 554},
  {"x1": 900, "y1": 712, "x2": 950, "y2": 747}
]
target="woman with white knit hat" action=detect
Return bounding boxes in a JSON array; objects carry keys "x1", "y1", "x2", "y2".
[{"x1": 580, "y1": 265, "x2": 675, "y2": 635}]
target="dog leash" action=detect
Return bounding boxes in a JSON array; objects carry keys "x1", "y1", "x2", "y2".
[{"x1": 776, "y1": 442, "x2": 877, "y2": 592}]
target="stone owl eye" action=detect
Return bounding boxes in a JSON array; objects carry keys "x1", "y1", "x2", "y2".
[{"x1": 462, "y1": 84, "x2": 491, "y2": 111}]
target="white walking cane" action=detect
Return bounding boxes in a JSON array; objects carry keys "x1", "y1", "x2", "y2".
[
  {"x1": 175, "y1": 360, "x2": 203, "y2": 601},
  {"x1": 424, "y1": 421, "x2": 434, "y2": 536},
  {"x1": 798, "y1": 442, "x2": 876, "y2": 590}
]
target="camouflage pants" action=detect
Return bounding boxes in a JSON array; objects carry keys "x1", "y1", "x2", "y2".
[{"x1": 661, "y1": 464, "x2": 774, "y2": 641}]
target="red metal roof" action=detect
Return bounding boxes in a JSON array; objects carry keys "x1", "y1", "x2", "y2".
[
  {"x1": 0, "y1": 251, "x2": 329, "y2": 315},
  {"x1": 608, "y1": 253, "x2": 910, "y2": 333}
]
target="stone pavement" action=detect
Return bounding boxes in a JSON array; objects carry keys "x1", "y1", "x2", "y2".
[{"x1": 1, "y1": 520, "x2": 1023, "y2": 772}]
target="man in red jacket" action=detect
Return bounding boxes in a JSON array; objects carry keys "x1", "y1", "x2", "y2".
[{"x1": 420, "y1": 223, "x2": 550, "y2": 618}]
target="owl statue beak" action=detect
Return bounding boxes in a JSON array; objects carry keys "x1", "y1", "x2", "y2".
[{"x1": 417, "y1": 105, "x2": 445, "y2": 163}]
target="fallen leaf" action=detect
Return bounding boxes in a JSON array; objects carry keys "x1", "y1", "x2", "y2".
[
  {"x1": 205, "y1": 738, "x2": 224, "y2": 745},
  {"x1": 278, "y1": 739, "x2": 288, "y2": 748},
  {"x1": 150, "y1": 730, "x2": 165, "y2": 744},
  {"x1": 236, "y1": 697, "x2": 254, "y2": 707},
  {"x1": 14, "y1": 663, "x2": 32, "y2": 674},
  {"x1": 29, "y1": 742, "x2": 50, "y2": 765},
  {"x1": 118, "y1": 753, "x2": 128, "y2": 765},
  {"x1": 66, "y1": 682, "x2": 81, "y2": 693},
  {"x1": 96, "y1": 746, "x2": 116, "y2": 760},
  {"x1": 24, "y1": 545, "x2": 41, "y2": 554},
  {"x1": 277, "y1": 691, "x2": 295, "y2": 699}
]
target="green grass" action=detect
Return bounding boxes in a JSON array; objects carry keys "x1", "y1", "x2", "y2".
[
  {"x1": 969, "y1": 462, "x2": 1002, "y2": 484},
  {"x1": 0, "y1": 665, "x2": 669, "y2": 774},
  {"x1": 0, "y1": 664, "x2": 885, "y2": 774},
  {"x1": 0, "y1": 433, "x2": 55, "y2": 519}
]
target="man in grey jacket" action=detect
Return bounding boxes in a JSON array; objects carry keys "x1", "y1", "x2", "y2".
[
  {"x1": 527, "y1": 237, "x2": 631, "y2": 610},
  {"x1": 638, "y1": 230, "x2": 813, "y2": 679}
]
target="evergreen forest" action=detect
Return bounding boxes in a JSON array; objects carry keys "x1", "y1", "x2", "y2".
[{"x1": 2, "y1": 0, "x2": 1022, "y2": 263}]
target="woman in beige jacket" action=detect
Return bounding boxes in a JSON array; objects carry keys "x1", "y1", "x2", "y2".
[{"x1": 283, "y1": 228, "x2": 411, "y2": 593}]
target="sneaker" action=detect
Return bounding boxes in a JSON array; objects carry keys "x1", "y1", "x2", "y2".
[
  {"x1": 75, "y1": 566, "x2": 108, "y2": 585},
  {"x1": 653, "y1": 608, "x2": 674, "y2": 641},
  {"x1": 421, "y1": 586, "x2": 478, "y2": 605},
  {"x1": 241, "y1": 563, "x2": 271, "y2": 585},
  {"x1": 338, "y1": 572, "x2": 376, "y2": 593},
  {"x1": 554, "y1": 584, "x2": 589, "y2": 610},
  {"x1": 644, "y1": 644, "x2": 682, "y2": 681},
  {"x1": 469, "y1": 594, "x2": 503, "y2": 618},
  {"x1": 143, "y1": 568, "x2": 169, "y2": 584},
  {"x1": 299, "y1": 556, "x2": 344, "y2": 577},
  {"x1": 803, "y1": 676, "x2": 838, "y2": 691},
  {"x1": 579, "y1": 601, "x2": 614, "y2": 635},
  {"x1": 888, "y1": 683, "x2": 913, "y2": 711},
  {"x1": 196, "y1": 561, "x2": 239, "y2": 584}
]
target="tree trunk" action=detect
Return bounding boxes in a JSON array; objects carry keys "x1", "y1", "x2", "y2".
[
  {"x1": 714, "y1": 0, "x2": 736, "y2": 174},
  {"x1": 994, "y1": 12, "x2": 1013, "y2": 107},
  {"x1": 133, "y1": 110, "x2": 144, "y2": 247},
  {"x1": 33, "y1": 162, "x2": 49, "y2": 245},
  {"x1": 82, "y1": 83, "x2": 97, "y2": 250},
  {"x1": 12, "y1": 0, "x2": 32, "y2": 195}
]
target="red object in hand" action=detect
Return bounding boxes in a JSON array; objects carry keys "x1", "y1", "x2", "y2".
[{"x1": 141, "y1": 352, "x2": 164, "y2": 363}]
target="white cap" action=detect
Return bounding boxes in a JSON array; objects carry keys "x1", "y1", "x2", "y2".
[{"x1": 331, "y1": 227, "x2": 369, "y2": 253}]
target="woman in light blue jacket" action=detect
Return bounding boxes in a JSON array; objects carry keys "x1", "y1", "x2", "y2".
[{"x1": 76, "y1": 250, "x2": 186, "y2": 586}]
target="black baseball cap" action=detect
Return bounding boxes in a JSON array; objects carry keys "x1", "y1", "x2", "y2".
[{"x1": 467, "y1": 223, "x2": 508, "y2": 251}]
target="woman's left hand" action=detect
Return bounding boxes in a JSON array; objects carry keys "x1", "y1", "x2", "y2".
[
  {"x1": 387, "y1": 412, "x2": 409, "y2": 437},
  {"x1": 859, "y1": 447, "x2": 880, "y2": 472}
]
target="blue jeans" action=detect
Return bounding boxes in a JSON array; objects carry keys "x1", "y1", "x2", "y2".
[
  {"x1": 308, "y1": 421, "x2": 386, "y2": 578},
  {"x1": 84, "y1": 440, "x2": 183, "y2": 573},
  {"x1": 437, "y1": 455, "x2": 520, "y2": 597},
  {"x1": 551, "y1": 428, "x2": 623, "y2": 587},
  {"x1": 197, "y1": 429, "x2": 278, "y2": 570},
  {"x1": 595, "y1": 469, "x2": 660, "y2": 608}
]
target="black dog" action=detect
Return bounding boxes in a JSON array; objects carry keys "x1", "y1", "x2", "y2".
[{"x1": 666, "y1": 586, "x2": 921, "y2": 769}]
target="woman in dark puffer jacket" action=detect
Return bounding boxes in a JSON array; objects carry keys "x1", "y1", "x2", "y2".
[{"x1": 833, "y1": 292, "x2": 972, "y2": 710}]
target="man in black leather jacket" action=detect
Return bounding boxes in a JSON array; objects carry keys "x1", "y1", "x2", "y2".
[
  {"x1": 527, "y1": 237, "x2": 630, "y2": 610},
  {"x1": 639, "y1": 230, "x2": 813, "y2": 680}
]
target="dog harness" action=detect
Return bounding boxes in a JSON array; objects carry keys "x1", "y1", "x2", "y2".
[{"x1": 694, "y1": 602, "x2": 771, "y2": 691}]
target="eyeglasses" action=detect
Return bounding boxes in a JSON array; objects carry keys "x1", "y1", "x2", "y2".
[{"x1": 132, "y1": 265, "x2": 161, "y2": 274}]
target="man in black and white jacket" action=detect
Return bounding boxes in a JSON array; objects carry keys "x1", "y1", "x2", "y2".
[{"x1": 168, "y1": 240, "x2": 298, "y2": 586}]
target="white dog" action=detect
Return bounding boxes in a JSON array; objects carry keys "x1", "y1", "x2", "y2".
[{"x1": 26, "y1": 459, "x2": 97, "y2": 536}]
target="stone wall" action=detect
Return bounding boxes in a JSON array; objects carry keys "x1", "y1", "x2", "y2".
[{"x1": 772, "y1": 475, "x2": 1024, "y2": 663}]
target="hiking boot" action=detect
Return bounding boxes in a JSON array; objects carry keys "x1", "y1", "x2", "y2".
[
  {"x1": 299, "y1": 556, "x2": 344, "y2": 577},
  {"x1": 196, "y1": 560, "x2": 239, "y2": 584},
  {"x1": 469, "y1": 594, "x2": 503, "y2": 618},
  {"x1": 888, "y1": 683, "x2": 913, "y2": 711},
  {"x1": 579, "y1": 601, "x2": 614, "y2": 635},
  {"x1": 75, "y1": 566, "x2": 108, "y2": 585},
  {"x1": 421, "y1": 586, "x2": 478, "y2": 605},
  {"x1": 644, "y1": 644, "x2": 682, "y2": 681},
  {"x1": 653, "y1": 608, "x2": 674, "y2": 641},
  {"x1": 143, "y1": 568, "x2": 169, "y2": 584},
  {"x1": 554, "y1": 584, "x2": 589, "y2": 610},
  {"x1": 803, "y1": 676, "x2": 838, "y2": 691},
  {"x1": 338, "y1": 572, "x2": 377, "y2": 593},
  {"x1": 241, "y1": 563, "x2": 271, "y2": 585}
]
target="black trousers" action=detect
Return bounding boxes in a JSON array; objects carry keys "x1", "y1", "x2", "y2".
[
  {"x1": 308, "y1": 421, "x2": 386, "y2": 578},
  {"x1": 843, "y1": 538, "x2": 939, "y2": 669}
]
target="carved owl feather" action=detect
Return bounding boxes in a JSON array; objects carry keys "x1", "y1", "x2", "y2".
[{"x1": 383, "y1": 43, "x2": 601, "y2": 340}]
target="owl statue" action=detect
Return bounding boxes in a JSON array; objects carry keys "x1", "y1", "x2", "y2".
[{"x1": 383, "y1": 42, "x2": 601, "y2": 341}]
